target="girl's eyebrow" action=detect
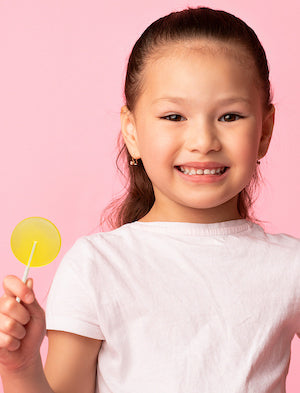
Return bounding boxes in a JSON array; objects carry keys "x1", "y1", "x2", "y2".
[
  {"x1": 151, "y1": 96, "x2": 251, "y2": 105},
  {"x1": 216, "y1": 97, "x2": 251, "y2": 104}
]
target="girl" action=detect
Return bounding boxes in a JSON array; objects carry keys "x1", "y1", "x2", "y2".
[{"x1": 0, "y1": 6, "x2": 299, "y2": 393}]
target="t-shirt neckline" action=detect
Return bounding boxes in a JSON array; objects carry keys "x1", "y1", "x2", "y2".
[{"x1": 129, "y1": 219, "x2": 254, "y2": 236}]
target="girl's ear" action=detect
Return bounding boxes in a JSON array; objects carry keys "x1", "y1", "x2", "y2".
[
  {"x1": 120, "y1": 105, "x2": 141, "y2": 159},
  {"x1": 258, "y1": 104, "x2": 275, "y2": 160}
]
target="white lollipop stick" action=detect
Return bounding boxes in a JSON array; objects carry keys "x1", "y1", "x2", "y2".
[{"x1": 16, "y1": 241, "x2": 38, "y2": 303}]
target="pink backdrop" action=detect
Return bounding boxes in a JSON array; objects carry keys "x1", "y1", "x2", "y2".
[{"x1": 0, "y1": 0, "x2": 299, "y2": 391}]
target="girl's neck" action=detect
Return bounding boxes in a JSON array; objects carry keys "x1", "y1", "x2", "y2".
[{"x1": 138, "y1": 197, "x2": 242, "y2": 224}]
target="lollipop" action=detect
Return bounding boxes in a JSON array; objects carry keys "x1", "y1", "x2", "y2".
[{"x1": 10, "y1": 217, "x2": 61, "y2": 302}]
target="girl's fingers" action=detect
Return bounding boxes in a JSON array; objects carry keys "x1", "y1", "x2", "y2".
[
  {"x1": 0, "y1": 330, "x2": 21, "y2": 351},
  {"x1": 0, "y1": 314, "x2": 26, "y2": 340},
  {"x1": 2, "y1": 275, "x2": 34, "y2": 304},
  {"x1": 0, "y1": 296, "x2": 30, "y2": 326}
]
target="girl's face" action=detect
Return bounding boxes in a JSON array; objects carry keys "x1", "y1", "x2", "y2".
[{"x1": 121, "y1": 40, "x2": 275, "y2": 223}]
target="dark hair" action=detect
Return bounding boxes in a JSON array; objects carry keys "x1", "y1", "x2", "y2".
[{"x1": 101, "y1": 6, "x2": 273, "y2": 230}]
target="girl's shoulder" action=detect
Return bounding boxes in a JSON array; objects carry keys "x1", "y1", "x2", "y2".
[
  {"x1": 82, "y1": 222, "x2": 138, "y2": 245},
  {"x1": 63, "y1": 222, "x2": 139, "y2": 259},
  {"x1": 259, "y1": 225, "x2": 300, "y2": 249},
  {"x1": 250, "y1": 223, "x2": 300, "y2": 264}
]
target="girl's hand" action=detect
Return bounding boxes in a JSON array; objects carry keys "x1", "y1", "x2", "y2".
[{"x1": 0, "y1": 275, "x2": 46, "y2": 374}]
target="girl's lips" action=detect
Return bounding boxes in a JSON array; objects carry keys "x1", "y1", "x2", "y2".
[{"x1": 175, "y1": 161, "x2": 228, "y2": 169}]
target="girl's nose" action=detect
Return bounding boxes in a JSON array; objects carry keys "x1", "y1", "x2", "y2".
[{"x1": 184, "y1": 121, "x2": 222, "y2": 154}]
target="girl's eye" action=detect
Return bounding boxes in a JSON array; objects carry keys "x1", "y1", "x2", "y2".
[
  {"x1": 161, "y1": 114, "x2": 185, "y2": 122},
  {"x1": 219, "y1": 113, "x2": 243, "y2": 122},
  {"x1": 161, "y1": 113, "x2": 243, "y2": 122}
]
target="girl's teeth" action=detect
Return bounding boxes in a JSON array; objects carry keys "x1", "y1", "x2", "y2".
[{"x1": 179, "y1": 166, "x2": 226, "y2": 175}]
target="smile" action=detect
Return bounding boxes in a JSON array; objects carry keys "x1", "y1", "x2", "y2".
[{"x1": 177, "y1": 166, "x2": 228, "y2": 175}]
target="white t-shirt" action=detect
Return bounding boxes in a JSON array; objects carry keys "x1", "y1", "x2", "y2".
[{"x1": 46, "y1": 219, "x2": 300, "y2": 393}]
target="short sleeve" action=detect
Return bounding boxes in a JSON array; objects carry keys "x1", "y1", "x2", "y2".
[
  {"x1": 46, "y1": 238, "x2": 105, "y2": 340},
  {"x1": 295, "y1": 254, "x2": 300, "y2": 339}
]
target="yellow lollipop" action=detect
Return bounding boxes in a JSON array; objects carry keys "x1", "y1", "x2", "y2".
[{"x1": 11, "y1": 217, "x2": 61, "y2": 302}]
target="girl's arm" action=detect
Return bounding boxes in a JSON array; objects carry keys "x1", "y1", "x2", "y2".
[{"x1": 44, "y1": 330, "x2": 102, "y2": 393}]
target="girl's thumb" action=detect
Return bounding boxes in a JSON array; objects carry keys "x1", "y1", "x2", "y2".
[
  {"x1": 24, "y1": 278, "x2": 44, "y2": 317},
  {"x1": 26, "y1": 278, "x2": 33, "y2": 290},
  {"x1": 24, "y1": 277, "x2": 36, "y2": 307},
  {"x1": 24, "y1": 278, "x2": 37, "y2": 308}
]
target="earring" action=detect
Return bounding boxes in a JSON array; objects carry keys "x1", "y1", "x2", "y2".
[
  {"x1": 257, "y1": 160, "x2": 261, "y2": 165},
  {"x1": 130, "y1": 156, "x2": 138, "y2": 166}
]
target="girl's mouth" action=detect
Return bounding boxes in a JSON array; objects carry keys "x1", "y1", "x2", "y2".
[{"x1": 175, "y1": 166, "x2": 229, "y2": 176}]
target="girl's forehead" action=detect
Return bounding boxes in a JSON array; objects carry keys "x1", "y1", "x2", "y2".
[
  {"x1": 150, "y1": 39, "x2": 253, "y2": 68},
  {"x1": 135, "y1": 40, "x2": 261, "y2": 110},
  {"x1": 142, "y1": 40, "x2": 256, "y2": 91}
]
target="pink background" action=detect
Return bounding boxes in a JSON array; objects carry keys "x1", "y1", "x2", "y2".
[{"x1": 0, "y1": 0, "x2": 299, "y2": 391}]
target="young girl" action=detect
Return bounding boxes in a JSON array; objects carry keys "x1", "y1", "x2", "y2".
[{"x1": 0, "y1": 6, "x2": 299, "y2": 393}]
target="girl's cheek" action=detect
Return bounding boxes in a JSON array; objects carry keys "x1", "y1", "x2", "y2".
[{"x1": 236, "y1": 145, "x2": 257, "y2": 163}]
